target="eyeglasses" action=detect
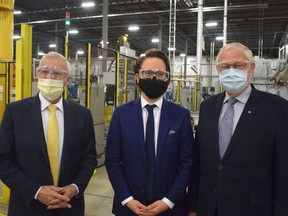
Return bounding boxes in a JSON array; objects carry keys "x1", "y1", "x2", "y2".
[
  {"x1": 216, "y1": 61, "x2": 251, "y2": 73},
  {"x1": 36, "y1": 66, "x2": 68, "y2": 79},
  {"x1": 139, "y1": 69, "x2": 169, "y2": 80}
]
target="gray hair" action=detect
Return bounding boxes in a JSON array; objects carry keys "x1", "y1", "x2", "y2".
[
  {"x1": 216, "y1": 42, "x2": 255, "y2": 63},
  {"x1": 39, "y1": 52, "x2": 71, "y2": 74}
]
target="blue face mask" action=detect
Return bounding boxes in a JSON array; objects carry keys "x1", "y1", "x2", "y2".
[{"x1": 219, "y1": 68, "x2": 248, "y2": 94}]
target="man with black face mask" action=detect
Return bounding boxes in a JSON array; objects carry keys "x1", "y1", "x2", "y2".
[{"x1": 105, "y1": 48, "x2": 195, "y2": 216}]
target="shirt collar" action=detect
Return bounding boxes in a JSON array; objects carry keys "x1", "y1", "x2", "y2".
[
  {"x1": 140, "y1": 96, "x2": 163, "y2": 110},
  {"x1": 39, "y1": 92, "x2": 64, "y2": 112},
  {"x1": 223, "y1": 84, "x2": 252, "y2": 104}
]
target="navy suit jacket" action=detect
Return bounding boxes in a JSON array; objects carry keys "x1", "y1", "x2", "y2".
[
  {"x1": 189, "y1": 86, "x2": 288, "y2": 216},
  {"x1": 105, "y1": 98, "x2": 194, "y2": 216},
  {"x1": 0, "y1": 95, "x2": 97, "y2": 216}
]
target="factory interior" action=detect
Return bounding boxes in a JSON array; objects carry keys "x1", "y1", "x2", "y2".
[{"x1": 0, "y1": 0, "x2": 288, "y2": 215}]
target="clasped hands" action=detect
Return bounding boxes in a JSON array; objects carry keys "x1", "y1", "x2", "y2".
[
  {"x1": 126, "y1": 199, "x2": 170, "y2": 216},
  {"x1": 37, "y1": 185, "x2": 77, "y2": 209}
]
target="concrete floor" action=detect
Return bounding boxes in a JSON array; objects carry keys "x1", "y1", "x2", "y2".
[{"x1": 0, "y1": 166, "x2": 115, "y2": 216}]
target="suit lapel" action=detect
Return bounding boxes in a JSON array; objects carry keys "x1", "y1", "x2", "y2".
[
  {"x1": 59, "y1": 99, "x2": 74, "y2": 175},
  {"x1": 131, "y1": 99, "x2": 146, "y2": 160},
  {"x1": 156, "y1": 100, "x2": 171, "y2": 170},
  {"x1": 26, "y1": 95, "x2": 50, "y2": 166},
  {"x1": 222, "y1": 88, "x2": 262, "y2": 159}
]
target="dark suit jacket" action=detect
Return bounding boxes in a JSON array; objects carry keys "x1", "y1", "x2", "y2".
[
  {"x1": 189, "y1": 85, "x2": 288, "y2": 216},
  {"x1": 105, "y1": 98, "x2": 194, "y2": 216},
  {"x1": 0, "y1": 95, "x2": 97, "y2": 216}
]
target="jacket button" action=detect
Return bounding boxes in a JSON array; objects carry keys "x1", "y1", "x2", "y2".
[{"x1": 218, "y1": 164, "x2": 223, "y2": 170}]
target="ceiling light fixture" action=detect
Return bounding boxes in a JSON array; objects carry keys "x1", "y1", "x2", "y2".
[
  {"x1": 49, "y1": 44, "x2": 56, "y2": 48},
  {"x1": 128, "y1": 25, "x2": 139, "y2": 31},
  {"x1": 13, "y1": 35, "x2": 21, "y2": 40},
  {"x1": 180, "y1": 53, "x2": 186, "y2": 57},
  {"x1": 168, "y1": 47, "x2": 176, "y2": 51},
  {"x1": 216, "y1": 36, "x2": 224, "y2": 41},
  {"x1": 14, "y1": 10, "x2": 22, "y2": 15},
  {"x1": 81, "y1": 2, "x2": 95, "y2": 8},
  {"x1": 38, "y1": 52, "x2": 45, "y2": 56},
  {"x1": 151, "y1": 38, "x2": 159, "y2": 43},
  {"x1": 77, "y1": 50, "x2": 84, "y2": 55},
  {"x1": 69, "y1": 29, "x2": 79, "y2": 34},
  {"x1": 205, "y1": 22, "x2": 218, "y2": 27}
]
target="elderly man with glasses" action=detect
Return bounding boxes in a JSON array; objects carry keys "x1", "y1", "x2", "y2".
[
  {"x1": 188, "y1": 42, "x2": 288, "y2": 216},
  {"x1": 0, "y1": 52, "x2": 97, "y2": 216}
]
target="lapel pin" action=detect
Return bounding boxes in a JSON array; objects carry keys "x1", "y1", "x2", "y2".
[
  {"x1": 248, "y1": 111, "x2": 252, "y2": 113},
  {"x1": 168, "y1": 130, "x2": 175, "y2": 135}
]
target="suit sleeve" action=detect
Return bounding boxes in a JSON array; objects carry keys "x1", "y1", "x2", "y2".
[
  {"x1": 274, "y1": 98, "x2": 288, "y2": 215},
  {"x1": 105, "y1": 107, "x2": 132, "y2": 202},
  {"x1": 0, "y1": 105, "x2": 42, "y2": 206},
  {"x1": 70, "y1": 109, "x2": 97, "y2": 195},
  {"x1": 164, "y1": 108, "x2": 194, "y2": 203}
]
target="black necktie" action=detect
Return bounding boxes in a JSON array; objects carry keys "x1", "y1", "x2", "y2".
[{"x1": 145, "y1": 104, "x2": 156, "y2": 201}]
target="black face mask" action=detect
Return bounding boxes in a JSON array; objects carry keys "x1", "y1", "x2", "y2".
[{"x1": 138, "y1": 77, "x2": 168, "y2": 99}]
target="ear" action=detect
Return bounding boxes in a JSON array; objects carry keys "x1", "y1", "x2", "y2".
[
  {"x1": 247, "y1": 63, "x2": 255, "y2": 81},
  {"x1": 135, "y1": 73, "x2": 139, "y2": 84},
  {"x1": 64, "y1": 75, "x2": 72, "y2": 87}
]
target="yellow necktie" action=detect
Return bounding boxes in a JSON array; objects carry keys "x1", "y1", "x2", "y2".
[{"x1": 47, "y1": 104, "x2": 59, "y2": 186}]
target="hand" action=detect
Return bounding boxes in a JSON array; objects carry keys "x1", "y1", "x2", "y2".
[
  {"x1": 188, "y1": 212, "x2": 197, "y2": 216},
  {"x1": 144, "y1": 200, "x2": 169, "y2": 215},
  {"x1": 58, "y1": 184, "x2": 77, "y2": 199},
  {"x1": 37, "y1": 185, "x2": 71, "y2": 209},
  {"x1": 47, "y1": 185, "x2": 77, "y2": 209},
  {"x1": 126, "y1": 199, "x2": 153, "y2": 216}
]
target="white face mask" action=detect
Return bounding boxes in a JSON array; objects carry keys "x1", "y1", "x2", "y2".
[
  {"x1": 37, "y1": 78, "x2": 64, "y2": 101},
  {"x1": 219, "y1": 68, "x2": 249, "y2": 94}
]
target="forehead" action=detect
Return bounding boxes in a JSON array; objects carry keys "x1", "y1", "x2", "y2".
[
  {"x1": 141, "y1": 57, "x2": 166, "y2": 70},
  {"x1": 40, "y1": 56, "x2": 66, "y2": 69},
  {"x1": 218, "y1": 47, "x2": 248, "y2": 63}
]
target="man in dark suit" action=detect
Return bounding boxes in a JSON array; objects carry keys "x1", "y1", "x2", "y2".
[
  {"x1": 188, "y1": 42, "x2": 288, "y2": 216},
  {"x1": 0, "y1": 52, "x2": 97, "y2": 216},
  {"x1": 105, "y1": 49, "x2": 194, "y2": 216}
]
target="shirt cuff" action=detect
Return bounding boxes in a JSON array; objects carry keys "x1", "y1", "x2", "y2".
[
  {"x1": 121, "y1": 196, "x2": 134, "y2": 206},
  {"x1": 34, "y1": 186, "x2": 42, "y2": 199},
  {"x1": 71, "y1": 183, "x2": 79, "y2": 196},
  {"x1": 162, "y1": 197, "x2": 175, "y2": 209}
]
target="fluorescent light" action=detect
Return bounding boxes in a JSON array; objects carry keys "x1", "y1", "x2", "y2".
[
  {"x1": 98, "y1": 55, "x2": 103, "y2": 59},
  {"x1": 151, "y1": 38, "x2": 159, "y2": 43},
  {"x1": 77, "y1": 50, "x2": 84, "y2": 55},
  {"x1": 180, "y1": 53, "x2": 186, "y2": 57},
  {"x1": 216, "y1": 36, "x2": 224, "y2": 41},
  {"x1": 140, "y1": 53, "x2": 146, "y2": 57},
  {"x1": 168, "y1": 47, "x2": 176, "y2": 51},
  {"x1": 35, "y1": 20, "x2": 47, "y2": 24},
  {"x1": 69, "y1": 30, "x2": 79, "y2": 34},
  {"x1": 38, "y1": 52, "x2": 45, "y2": 56},
  {"x1": 81, "y1": 2, "x2": 95, "y2": 8},
  {"x1": 205, "y1": 22, "x2": 218, "y2": 27},
  {"x1": 128, "y1": 25, "x2": 139, "y2": 31},
  {"x1": 49, "y1": 44, "x2": 56, "y2": 48},
  {"x1": 13, "y1": 35, "x2": 21, "y2": 40},
  {"x1": 14, "y1": 10, "x2": 22, "y2": 15}
]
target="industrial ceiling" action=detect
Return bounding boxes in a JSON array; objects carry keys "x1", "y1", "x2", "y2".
[{"x1": 13, "y1": 0, "x2": 288, "y2": 60}]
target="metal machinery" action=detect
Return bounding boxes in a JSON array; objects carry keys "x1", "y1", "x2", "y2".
[{"x1": 65, "y1": 47, "x2": 137, "y2": 167}]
